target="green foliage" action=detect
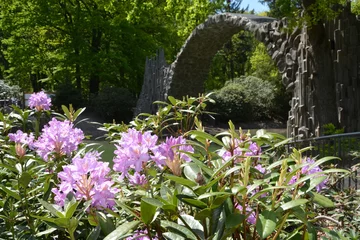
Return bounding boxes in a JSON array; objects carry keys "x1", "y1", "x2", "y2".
[
  {"x1": 323, "y1": 123, "x2": 345, "y2": 135},
  {"x1": 0, "y1": 94, "x2": 357, "y2": 239},
  {"x1": 92, "y1": 86, "x2": 136, "y2": 123},
  {"x1": 210, "y1": 76, "x2": 276, "y2": 122},
  {"x1": 52, "y1": 82, "x2": 84, "y2": 110},
  {"x1": 0, "y1": 80, "x2": 21, "y2": 100},
  {"x1": 248, "y1": 43, "x2": 280, "y2": 85},
  {"x1": 206, "y1": 31, "x2": 256, "y2": 91}
]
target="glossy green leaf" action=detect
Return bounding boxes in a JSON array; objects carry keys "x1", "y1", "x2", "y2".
[
  {"x1": 180, "y1": 198, "x2": 207, "y2": 209},
  {"x1": 198, "y1": 191, "x2": 232, "y2": 200},
  {"x1": 86, "y1": 226, "x2": 101, "y2": 240},
  {"x1": 225, "y1": 212, "x2": 245, "y2": 229},
  {"x1": 164, "y1": 174, "x2": 197, "y2": 188},
  {"x1": 97, "y1": 212, "x2": 115, "y2": 236},
  {"x1": 188, "y1": 130, "x2": 224, "y2": 147},
  {"x1": 142, "y1": 198, "x2": 164, "y2": 208},
  {"x1": 161, "y1": 220, "x2": 198, "y2": 240},
  {"x1": 280, "y1": 199, "x2": 308, "y2": 211},
  {"x1": 0, "y1": 185, "x2": 20, "y2": 200},
  {"x1": 38, "y1": 199, "x2": 65, "y2": 218},
  {"x1": 195, "y1": 208, "x2": 211, "y2": 220},
  {"x1": 256, "y1": 210, "x2": 276, "y2": 239},
  {"x1": 103, "y1": 221, "x2": 140, "y2": 240},
  {"x1": 141, "y1": 199, "x2": 157, "y2": 224},
  {"x1": 307, "y1": 191, "x2": 335, "y2": 208}
]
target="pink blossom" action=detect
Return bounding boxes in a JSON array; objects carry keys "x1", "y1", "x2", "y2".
[
  {"x1": 28, "y1": 91, "x2": 52, "y2": 111},
  {"x1": 33, "y1": 118, "x2": 84, "y2": 161},
  {"x1": 128, "y1": 172, "x2": 148, "y2": 187},
  {"x1": 237, "y1": 204, "x2": 256, "y2": 225},
  {"x1": 289, "y1": 157, "x2": 327, "y2": 192},
  {"x1": 113, "y1": 129, "x2": 158, "y2": 176},
  {"x1": 219, "y1": 140, "x2": 261, "y2": 162},
  {"x1": 8, "y1": 130, "x2": 35, "y2": 149},
  {"x1": 52, "y1": 151, "x2": 118, "y2": 209},
  {"x1": 153, "y1": 136, "x2": 194, "y2": 166}
]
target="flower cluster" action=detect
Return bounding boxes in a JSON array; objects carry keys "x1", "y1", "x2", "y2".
[
  {"x1": 113, "y1": 129, "x2": 194, "y2": 181},
  {"x1": 8, "y1": 130, "x2": 35, "y2": 158},
  {"x1": 8, "y1": 130, "x2": 35, "y2": 147},
  {"x1": 113, "y1": 129, "x2": 158, "y2": 178},
  {"x1": 219, "y1": 139, "x2": 261, "y2": 163},
  {"x1": 33, "y1": 118, "x2": 84, "y2": 161},
  {"x1": 289, "y1": 157, "x2": 327, "y2": 192},
  {"x1": 28, "y1": 91, "x2": 52, "y2": 111},
  {"x1": 153, "y1": 136, "x2": 194, "y2": 176},
  {"x1": 52, "y1": 151, "x2": 118, "y2": 209},
  {"x1": 236, "y1": 204, "x2": 256, "y2": 225}
]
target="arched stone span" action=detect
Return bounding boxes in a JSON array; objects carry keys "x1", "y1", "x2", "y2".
[
  {"x1": 137, "y1": 7, "x2": 360, "y2": 138},
  {"x1": 167, "y1": 14, "x2": 279, "y2": 98}
]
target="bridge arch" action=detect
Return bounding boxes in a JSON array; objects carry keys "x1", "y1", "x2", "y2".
[
  {"x1": 137, "y1": 7, "x2": 360, "y2": 138},
  {"x1": 167, "y1": 14, "x2": 289, "y2": 98}
]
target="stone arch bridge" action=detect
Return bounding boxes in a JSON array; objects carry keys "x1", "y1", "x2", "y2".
[{"x1": 136, "y1": 8, "x2": 360, "y2": 138}]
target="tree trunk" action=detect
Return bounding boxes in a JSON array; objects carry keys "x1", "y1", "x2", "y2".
[{"x1": 89, "y1": 28, "x2": 102, "y2": 95}]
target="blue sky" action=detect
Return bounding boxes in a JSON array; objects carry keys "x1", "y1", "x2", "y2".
[{"x1": 241, "y1": 0, "x2": 269, "y2": 13}]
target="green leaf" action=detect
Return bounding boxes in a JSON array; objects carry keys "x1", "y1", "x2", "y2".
[
  {"x1": 179, "y1": 198, "x2": 207, "y2": 209},
  {"x1": 168, "y1": 96, "x2": 177, "y2": 105},
  {"x1": 97, "y1": 212, "x2": 115, "y2": 236},
  {"x1": 164, "y1": 174, "x2": 197, "y2": 188},
  {"x1": 163, "y1": 232, "x2": 186, "y2": 240},
  {"x1": 141, "y1": 198, "x2": 157, "y2": 224},
  {"x1": 183, "y1": 163, "x2": 201, "y2": 183},
  {"x1": 188, "y1": 130, "x2": 224, "y2": 147},
  {"x1": 161, "y1": 220, "x2": 198, "y2": 240},
  {"x1": 0, "y1": 185, "x2": 20, "y2": 200},
  {"x1": 307, "y1": 176, "x2": 327, "y2": 192},
  {"x1": 142, "y1": 198, "x2": 164, "y2": 208},
  {"x1": 307, "y1": 191, "x2": 335, "y2": 208},
  {"x1": 256, "y1": 210, "x2": 277, "y2": 239},
  {"x1": 86, "y1": 226, "x2": 101, "y2": 240},
  {"x1": 180, "y1": 214, "x2": 204, "y2": 239},
  {"x1": 61, "y1": 105, "x2": 71, "y2": 119},
  {"x1": 280, "y1": 199, "x2": 308, "y2": 211},
  {"x1": 195, "y1": 208, "x2": 211, "y2": 220},
  {"x1": 38, "y1": 199, "x2": 65, "y2": 218},
  {"x1": 198, "y1": 192, "x2": 232, "y2": 200},
  {"x1": 225, "y1": 212, "x2": 245, "y2": 229},
  {"x1": 103, "y1": 221, "x2": 140, "y2": 240}
]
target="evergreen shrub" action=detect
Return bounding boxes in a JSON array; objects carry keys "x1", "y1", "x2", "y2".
[
  {"x1": 92, "y1": 86, "x2": 136, "y2": 123},
  {"x1": 210, "y1": 76, "x2": 276, "y2": 122}
]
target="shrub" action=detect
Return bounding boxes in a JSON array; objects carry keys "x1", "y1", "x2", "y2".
[
  {"x1": 53, "y1": 82, "x2": 84, "y2": 110},
  {"x1": 0, "y1": 93, "x2": 354, "y2": 239},
  {"x1": 92, "y1": 86, "x2": 136, "y2": 123},
  {"x1": 210, "y1": 76, "x2": 276, "y2": 122}
]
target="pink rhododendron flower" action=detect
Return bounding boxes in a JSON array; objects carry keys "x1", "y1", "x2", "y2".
[
  {"x1": 128, "y1": 172, "x2": 148, "y2": 187},
  {"x1": 52, "y1": 151, "x2": 118, "y2": 209},
  {"x1": 288, "y1": 157, "x2": 327, "y2": 192},
  {"x1": 153, "y1": 136, "x2": 194, "y2": 166},
  {"x1": 8, "y1": 130, "x2": 35, "y2": 149},
  {"x1": 33, "y1": 118, "x2": 84, "y2": 161},
  {"x1": 126, "y1": 229, "x2": 158, "y2": 240},
  {"x1": 113, "y1": 129, "x2": 158, "y2": 177},
  {"x1": 237, "y1": 204, "x2": 256, "y2": 225},
  {"x1": 28, "y1": 91, "x2": 52, "y2": 111},
  {"x1": 219, "y1": 140, "x2": 261, "y2": 162}
]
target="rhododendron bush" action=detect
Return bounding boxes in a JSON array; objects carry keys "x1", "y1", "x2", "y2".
[{"x1": 0, "y1": 92, "x2": 351, "y2": 239}]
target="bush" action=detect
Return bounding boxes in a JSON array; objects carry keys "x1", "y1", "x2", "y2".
[
  {"x1": 92, "y1": 86, "x2": 136, "y2": 123},
  {"x1": 0, "y1": 93, "x2": 354, "y2": 239},
  {"x1": 52, "y1": 82, "x2": 84, "y2": 110},
  {"x1": 210, "y1": 76, "x2": 276, "y2": 122}
]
